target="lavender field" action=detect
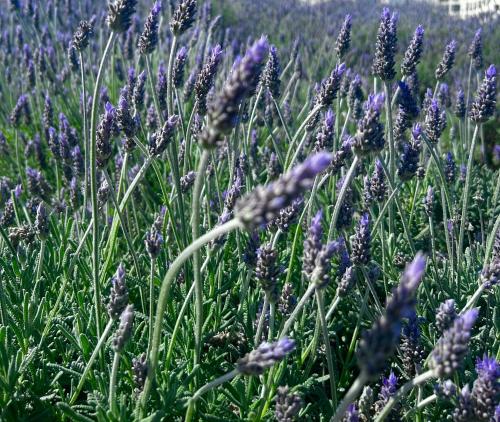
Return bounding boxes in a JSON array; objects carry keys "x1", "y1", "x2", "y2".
[{"x1": 0, "y1": 0, "x2": 498, "y2": 420}]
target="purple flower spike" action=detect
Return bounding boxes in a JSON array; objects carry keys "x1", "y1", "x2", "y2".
[
  {"x1": 237, "y1": 338, "x2": 295, "y2": 375},
  {"x1": 401, "y1": 25, "x2": 424, "y2": 76},
  {"x1": 430, "y1": 308, "x2": 479, "y2": 377},
  {"x1": 200, "y1": 37, "x2": 269, "y2": 148},
  {"x1": 335, "y1": 14, "x2": 352, "y2": 59},
  {"x1": 468, "y1": 28, "x2": 483, "y2": 70},
  {"x1": 373, "y1": 8, "x2": 398, "y2": 81},
  {"x1": 236, "y1": 153, "x2": 331, "y2": 231},
  {"x1": 351, "y1": 213, "x2": 371, "y2": 266},
  {"x1": 470, "y1": 64, "x2": 497, "y2": 123},
  {"x1": 435, "y1": 40, "x2": 457, "y2": 80},
  {"x1": 357, "y1": 253, "x2": 427, "y2": 379}
]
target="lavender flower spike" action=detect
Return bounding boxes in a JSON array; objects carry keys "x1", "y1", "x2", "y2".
[
  {"x1": 468, "y1": 28, "x2": 483, "y2": 70},
  {"x1": 435, "y1": 40, "x2": 457, "y2": 81},
  {"x1": 172, "y1": 46, "x2": 189, "y2": 88},
  {"x1": 255, "y1": 243, "x2": 280, "y2": 303},
  {"x1": 303, "y1": 210, "x2": 324, "y2": 279},
  {"x1": 353, "y1": 93, "x2": 385, "y2": 156},
  {"x1": 316, "y1": 63, "x2": 346, "y2": 109},
  {"x1": 235, "y1": 152, "x2": 332, "y2": 230},
  {"x1": 357, "y1": 253, "x2": 426, "y2": 379},
  {"x1": 112, "y1": 304, "x2": 134, "y2": 352},
  {"x1": 72, "y1": 20, "x2": 93, "y2": 52},
  {"x1": 435, "y1": 299, "x2": 457, "y2": 335},
  {"x1": 237, "y1": 337, "x2": 295, "y2": 375},
  {"x1": 149, "y1": 115, "x2": 179, "y2": 156},
  {"x1": 107, "y1": 264, "x2": 128, "y2": 319},
  {"x1": 351, "y1": 213, "x2": 371, "y2": 266},
  {"x1": 335, "y1": 14, "x2": 352, "y2": 60},
  {"x1": 429, "y1": 308, "x2": 479, "y2": 378},
  {"x1": 170, "y1": 0, "x2": 197, "y2": 36},
  {"x1": 96, "y1": 102, "x2": 115, "y2": 168},
  {"x1": 470, "y1": 355, "x2": 500, "y2": 420},
  {"x1": 195, "y1": 45, "x2": 224, "y2": 115},
  {"x1": 107, "y1": 0, "x2": 137, "y2": 33},
  {"x1": 275, "y1": 386, "x2": 303, "y2": 422},
  {"x1": 470, "y1": 65, "x2": 497, "y2": 123},
  {"x1": 372, "y1": 8, "x2": 398, "y2": 81},
  {"x1": 424, "y1": 99, "x2": 446, "y2": 144},
  {"x1": 138, "y1": 1, "x2": 161, "y2": 55},
  {"x1": 200, "y1": 36, "x2": 269, "y2": 148},
  {"x1": 261, "y1": 44, "x2": 281, "y2": 98},
  {"x1": 401, "y1": 25, "x2": 424, "y2": 76}
]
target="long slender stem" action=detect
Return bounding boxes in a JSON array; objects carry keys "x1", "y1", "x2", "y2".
[
  {"x1": 79, "y1": 52, "x2": 89, "y2": 214},
  {"x1": 166, "y1": 36, "x2": 177, "y2": 117},
  {"x1": 36, "y1": 240, "x2": 45, "y2": 281},
  {"x1": 102, "y1": 170, "x2": 140, "y2": 277},
  {"x1": 109, "y1": 351, "x2": 121, "y2": 415},
  {"x1": 316, "y1": 289, "x2": 337, "y2": 408},
  {"x1": 457, "y1": 124, "x2": 479, "y2": 273},
  {"x1": 185, "y1": 369, "x2": 240, "y2": 422},
  {"x1": 325, "y1": 294, "x2": 341, "y2": 322},
  {"x1": 138, "y1": 219, "x2": 243, "y2": 415},
  {"x1": 101, "y1": 157, "x2": 153, "y2": 280},
  {"x1": 279, "y1": 284, "x2": 316, "y2": 338},
  {"x1": 70, "y1": 319, "x2": 114, "y2": 405},
  {"x1": 285, "y1": 105, "x2": 321, "y2": 169},
  {"x1": 192, "y1": 150, "x2": 210, "y2": 367},
  {"x1": 384, "y1": 82, "x2": 395, "y2": 237},
  {"x1": 89, "y1": 32, "x2": 116, "y2": 339},
  {"x1": 254, "y1": 296, "x2": 269, "y2": 346},
  {"x1": 147, "y1": 259, "x2": 155, "y2": 354},
  {"x1": 327, "y1": 156, "x2": 360, "y2": 241},
  {"x1": 165, "y1": 282, "x2": 195, "y2": 370}
]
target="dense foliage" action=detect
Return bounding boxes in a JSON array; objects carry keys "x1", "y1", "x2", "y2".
[{"x1": 0, "y1": 0, "x2": 498, "y2": 421}]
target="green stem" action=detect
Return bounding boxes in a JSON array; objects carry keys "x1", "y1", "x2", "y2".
[
  {"x1": 384, "y1": 82, "x2": 395, "y2": 237},
  {"x1": 147, "y1": 259, "x2": 155, "y2": 355},
  {"x1": 109, "y1": 351, "x2": 121, "y2": 415},
  {"x1": 327, "y1": 156, "x2": 360, "y2": 241},
  {"x1": 192, "y1": 150, "x2": 210, "y2": 367},
  {"x1": 102, "y1": 157, "x2": 153, "y2": 281},
  {"x1": 166, "y1": 36, "x2": 177, "y2": 117},
  {"x1": 185, "y1": 369, "x2": 240, "y2": 422},
  {"x1": 457, "y1": 124, "x2": 479, "y2": 273},
  {"x1": 102, "y1": 170, "x2": 141, "y2": 278},
  {"x1": 285, "y1": 105, "x2": 321, "y2": 169},
  {"x1": 70, "y1": 319, "x2": 114, "y2": 405},
  {"x1": 268, "y1": 301, "x2": 276, "y2": 341},
  {"x1": 254, "y1": 296, "x2": 269, "y2": 346},
  {"x1": 165, "y1": 282, "x2": 195, "y2": 371},
  {"x1": 325, "y1": 294, "x2": 341, "y2": 322},
  {"x1": 89, "y1": 32, "x2": 116, "y2": 339},
  {"x1": 316, "y1": 289, "x2": 337, "y2": 408},
  {"x1": 279, "y1": 284, "x2": 316, "y2": 337},
  {"x1": 36, "y1": 240, "x2": 45, "y2": 281},
  {"x1": 138, "y1": 219, "x2": 243, "y2": 415},
  {"x1": 79, "y1": 52, "x2": 89, "y2": 215}
]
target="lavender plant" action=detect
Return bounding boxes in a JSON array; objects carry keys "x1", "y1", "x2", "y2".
[{"x1": 0, "y1": 1, "x2": 497, "y2": 421}]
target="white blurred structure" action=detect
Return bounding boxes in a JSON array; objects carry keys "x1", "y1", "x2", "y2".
[
  {"x1": 441, "y1": 0, "x2": 500, "y2": 18},
  {"x1": 380, "y1": 0, "x2": 500, "y2": 18}
]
